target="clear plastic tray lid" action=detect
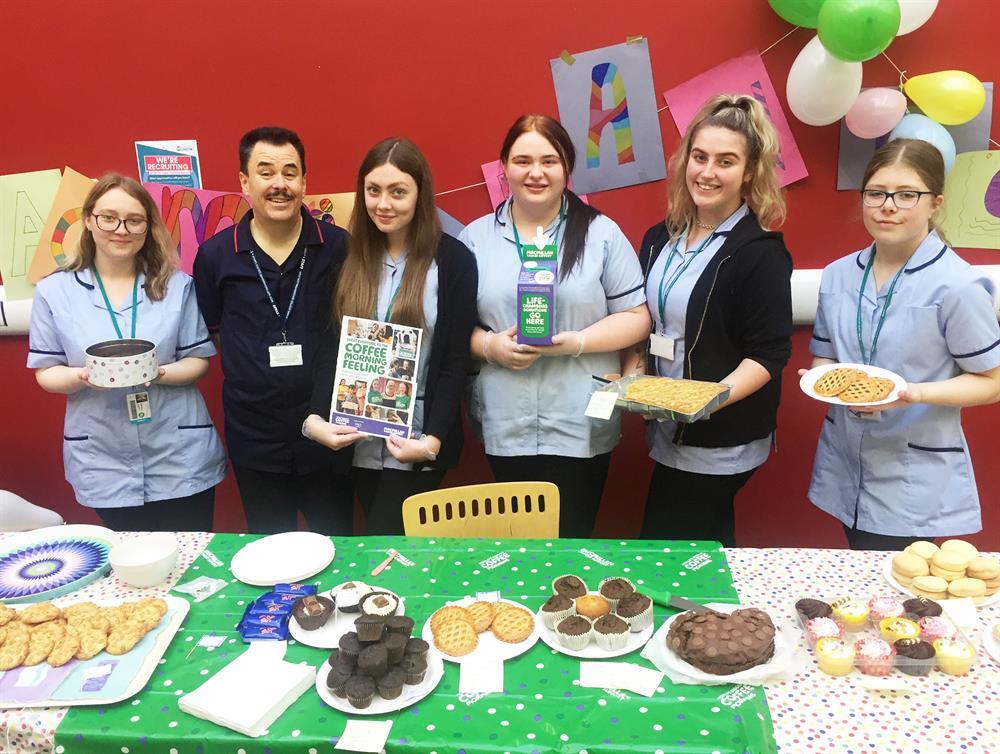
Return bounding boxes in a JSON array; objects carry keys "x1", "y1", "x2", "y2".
[{"x1": 596, "y1": 374, "x2": 730, "y2": 423}]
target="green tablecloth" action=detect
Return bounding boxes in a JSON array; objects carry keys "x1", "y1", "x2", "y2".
[{"x1": 55, "y1": 535, "x2": 777, "y2": 753}]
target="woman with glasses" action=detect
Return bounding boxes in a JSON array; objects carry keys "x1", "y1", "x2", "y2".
[
  {"x1": 806, "y1": 139, "x2": 1000, "y2": 550},
  {"x1": 633, "y1": 94, "x2": 793, "y2": 547},
  {"x1": 27, "y1": 174, "x2": 225, "y2": 531}
]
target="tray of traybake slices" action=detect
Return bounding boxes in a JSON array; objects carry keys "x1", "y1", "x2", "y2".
[
  {"x1": 596, "y1": 375, "x2": 730, "y2": 423},
  {"x1": 794, "y1": 595, "x2": 981, "y2": 684}
]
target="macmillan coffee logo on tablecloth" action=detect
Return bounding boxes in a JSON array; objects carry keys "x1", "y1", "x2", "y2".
[
  {"x1": 682, "y1": 552, "x2": 712, "y2": 571},
  {"x1": 718, "y1": 685, "x2": 756, "y2": 709},
  {"x1": 479, "y1": 552, "x2": 511, "y2": 570},
  {"x1": 604, "y1": 688, "x2": 631, "y2": 701},
  {"x1": 580, "y1": 549, "x2": 614, "y2": 567}
]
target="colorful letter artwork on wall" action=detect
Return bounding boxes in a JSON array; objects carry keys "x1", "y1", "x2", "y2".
[{"x1": 551, "y1": 38, "x2": 666, "y2": 194}]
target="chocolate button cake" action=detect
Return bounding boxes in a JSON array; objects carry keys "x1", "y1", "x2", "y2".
[{"x1": 666, "y1": 608, "x2": 776, "y2": 675}]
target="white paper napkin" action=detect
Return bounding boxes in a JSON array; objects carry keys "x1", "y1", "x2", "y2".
[
  {"x1": 178, "y1": 641, "x2": 314, "y2": 738},
  {"x1": 335, "y1": 720, "x2": 393, "y2": 752},
  {"x1": 579, "y1": 661, "x2": 663, "y2": 697},
  {"x1": 459, "y1": 655, "x2": 505, "y2": 694}
]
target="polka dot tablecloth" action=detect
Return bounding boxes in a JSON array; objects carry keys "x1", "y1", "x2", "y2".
[
  {"x1": 0, "y1": 531, "x2": 213, "y2": 754},
  {"x1": 727, "y1": 547, "x2": 1000, "y2": 754}
]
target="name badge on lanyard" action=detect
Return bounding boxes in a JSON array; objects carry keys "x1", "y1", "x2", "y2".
[
  {"x1": 649, "y1": 334, "x2": 675, "y2": 360},
  {"x1": 127, "y1": 391, "x2": 152, "y2": 424},
  {"x1": 247, "y1": 242, "x2": 309, "y2": 369},
  {"x1": 269, "y1": 342, "x2": 303, "y2": 367}
]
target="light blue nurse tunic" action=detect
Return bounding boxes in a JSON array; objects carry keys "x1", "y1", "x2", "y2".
[
  {"x1": 27, "y1": 268, "x2": 226, "y2": 509},
  {"x1": 460, "y1": 200, "x2": 646, "y2": 458},
  {"x1": 808, "y1": 231, "x2": 1000, "y2": 536}
]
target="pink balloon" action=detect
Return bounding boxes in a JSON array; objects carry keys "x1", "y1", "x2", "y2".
[{"x1": 845, "y1": 87, "x2": 907, "y2": 139}]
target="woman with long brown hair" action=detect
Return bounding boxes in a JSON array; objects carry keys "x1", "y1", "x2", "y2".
[
  {"x1": 304, "y1": 138, "x2": 477, "y2": 534},
  {"x1": 27, "y1": 173, "x2": 225, "y2": 530}
]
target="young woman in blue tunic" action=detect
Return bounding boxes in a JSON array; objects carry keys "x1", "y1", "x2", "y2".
[{"x1": 806, "y1": 139, "x2": 1000, "y2": 550}]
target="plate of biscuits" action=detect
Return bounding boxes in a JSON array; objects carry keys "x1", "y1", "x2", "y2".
[
  {"x1": 421, "y1": 597, "x2": 538, "y2": 663},
  {"x1": 983, "y1": 622, "x2": 1000, "y2": 666},
  {"x1": 885, "y1": 539, "x2": 1000, "y2": 608},
  {"x1": 799, "y1": 363, "x2": 906, "y2": 407}
]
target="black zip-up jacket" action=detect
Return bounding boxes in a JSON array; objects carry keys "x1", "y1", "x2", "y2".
[
  {"x1": 638, "y1": 212, "x2": 793, "y2": 448},
  {"x1": 309, "y1": 233, "x2": 478, "y2": 471}
]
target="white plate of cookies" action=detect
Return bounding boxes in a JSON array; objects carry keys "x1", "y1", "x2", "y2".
[
  {"x1": 799, "y1": 363, "x2": 906, "y2": 407},
  {"x1": 421, "y1": 597, "x2": 538, "y2": 663},
  {"x1": 884, "y1": 539, "x2": 1000, "y2": 608},
  {"x1": 982, "y1": 622, "x2": 1000, "y2": 666}
]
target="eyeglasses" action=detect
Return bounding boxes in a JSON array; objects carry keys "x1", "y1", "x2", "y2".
[
  {"x1": 92, "y1": 213, "x2": 148, "y2": 234},
  {"x1": 860, "y1": 189, "x2": 935, "y2": 210}
]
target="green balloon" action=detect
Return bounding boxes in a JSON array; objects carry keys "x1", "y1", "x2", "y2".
[
  {"x1": 817, "y1": 0, "x2": 901, "y2": 62},
  {"x1": 767, "y1": 0, "x2": 826, "y2": 28}
]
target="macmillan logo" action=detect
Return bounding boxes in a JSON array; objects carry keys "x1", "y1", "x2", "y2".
[
  {"x1": 682, "y1": 552, "x2": 711, "y2": 571},
  {"x1": 579, "y1": 548, "x2": 614, "y2": 566},
  {"x1": 479, "y1": 552, "x2": 510, "y2": 570}
]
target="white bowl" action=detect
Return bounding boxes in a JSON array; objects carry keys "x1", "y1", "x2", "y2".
[{"x1": 109, "y1": 533, "x2": 179, "y2": 588}]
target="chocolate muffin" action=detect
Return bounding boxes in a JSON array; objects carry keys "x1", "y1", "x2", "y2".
[
  {"x1": 385, "y1": 615, "x2": 415, "y2": 637},
  {"x1": 328, "y1": 648, "x2": 357, "y2": 672},
  {"x1": 346, "y1": 675, "x2": 376, "y2": 709},
  {"x1": 894, "y1": 638, "x2": 935, "y2": 676},
  {"x1": 404, "y1": 637, "x2": 429, "y2": 660},
  {"x1": 902, "y1": 597, "x2": 943, "y2": 620},
  {"x1": 616, "y1": 593, "x2": 653, "y2": 632},
  {"x1": 377, "y1": 666, "x2": 406, "y2": 700},
  {"x1": 326, "y1": 666, "x2": 352, "y2": 698},
  {"x1": 355, "y1": 614, "x2": 385, "y2": 643},
  {"x1": 401, "y1": 654, "x2": 428, "y2": 684},
  {"x1": 357, "y1": 644, "x2": 389, "y2": 679},
  {"x1": 338, "y1": 632, "x2": 363, "y2": 661},
  {"x1": 599, "y1": 578, "x2": 635, "y2": 607},
  {"x1": 795, "y1": 598, "x2": 833, "y2": 621},
  {"x1": 555, "y1": 615, "x2": 593, "y2": 651},
  {"x1": 666, "y1": 608, "x2": 776, "y2": 675},
  {"x1": 360, "y1": 591, "x2": 399, "y2": 618},
  {"x1": 292, "y1": 595, "x2": 335, "y2": 630},
  {"x1": 553, "y1": 575, "x2": 588, "y2": 599},
  {"x1": 384, "y1": 632, "x2": 408, "y2": 664},
  {"x1": 593, "y1": 613, "x2": 630, "y2": 651}
]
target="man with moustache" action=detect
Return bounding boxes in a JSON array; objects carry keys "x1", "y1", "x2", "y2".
[{"x1": 193, "y1": 126, "x2": 353, "y2": 534}]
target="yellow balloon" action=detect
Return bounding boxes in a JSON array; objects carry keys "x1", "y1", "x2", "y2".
[{"x1": 904, "y1": 70, "x2": 986, "y2": 125}]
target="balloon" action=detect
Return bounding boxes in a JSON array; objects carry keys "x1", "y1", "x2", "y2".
[
  {"x1": 888, "y1": 113, "x2": 957, "y2": 173},
  {"x1": 845, "y1": 87, "x2": 907, "y2": 138},
  {"x1": 767, "y1": 0, "x2": 825, "y2": 28},
  {"x1": 786, "y1": 35, "x2": 863, "y2": 126},
  {"x1": 817, "y1": 0, "x2": 901, "y2": 62},
  {"x1": 897, "y1": 0, "x2": 938, "y2": 34},
  {"x1": 904, "y1": 70, "x2": 987, "y2": 125}
]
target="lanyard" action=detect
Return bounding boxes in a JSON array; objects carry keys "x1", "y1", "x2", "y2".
[
  {"x1": 856, "y1": 249, "x2": 905, "y2": 365},
  {"x1": 376, "y1": 265, "x2": 404, "y2": 322},
  {"x1": 510, "y1": 203, "x2": 566, "y2": 263},
  {"x1": 656, "y1": 231, "x2": 716, "y2": 327},
  {"x1": 248, "y1": 245, "x2": 308, "y2": 343},
  {"x1": 93, "y1": 267, "x2": 138, "y2": 339}
]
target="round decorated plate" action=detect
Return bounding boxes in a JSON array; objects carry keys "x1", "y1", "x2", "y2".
[
  {"x1": 314, "y1": 651, "x2": 444, "y2": 715},
  {"x1": 535, "y1": 592, "x2": 654, "y2": 659},
  {"x1": 421, "y1": 597, "x2": 539, "y2": 664},
  {"x1": 0, "y1": 524, "x2": 119, "y2": 604},
  {"x1": 982, "y1": 623, "x2": 1000, "y2": 666},
  {"x1": 799, "y1": 362, "x2": 906, "y2": 407},
  {"x1": 881, "y1": 555, "x2": 1000, "y2": 608},
  {"x1": 289, "y1": 585, "x2": 406, "y2": 649},
  {"x1": 230, "y1": 532, "x2": 335, "y2": 586}
]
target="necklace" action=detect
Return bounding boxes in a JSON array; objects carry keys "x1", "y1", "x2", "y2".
[{"x1": 695, "y1": 220, "x2": 718, "y2": 230}]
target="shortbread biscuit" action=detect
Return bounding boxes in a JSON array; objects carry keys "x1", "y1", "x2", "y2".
[
  {"x1": 966, "y1": 555, "x2": 1000, "y2": 581},
  {"x1": 939, "y1": 539, "x2": 979, "y2": 562},
  {"x1": 905, "y1": 541, "x2": 940, "y2": 561},
  {"x1": 47, "y1": 634, "x2": 81, "y2": 667},
  {"x1": 813, "y1": 368, "x2": 867, "y2": 396},
  {"x1": 430, "y1": 606, "x2": 473, "y2": 633},
  {"x1": 20, "y1": 602, "x2": 61, "y2": 625},
  {"x1": 466, "y1": 601, "x2": 496, "y2": 633},
  {"x1": 432, "y1": 619, "x2": 478, "y2": 657},
  {"x1": 948, "y1": 577, "x2": 987, "y2": 604},
  {"x1": 490, "y1": 606, "x2": 535, "y2": 643}
]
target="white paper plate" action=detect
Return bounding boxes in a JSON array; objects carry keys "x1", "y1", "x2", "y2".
[
  {"x1": 799, "y1": 362, "x2": 906, "y2": 407},
  {"x1": 230, "y1": 532, "x2": 335, "y2": 586},
  {"x1": 641, "y1": 604, "x2": 796, "y2": 686},
  {"x1": 289, "y1": 587, "x2": 406, "y2": 649},
  {"x1": 421, "y1": 597, "x2": 539, "y2": 664},
  {"x1": 314, "y1": 651, "x2": 444, "y2": 715},
  {"x1": 534, "y1": 592, "x2": 654, "y2": 658},
  {"x1": 982, "y1": 624, "x2": 1000, "y2": 666},
  {"x1": 881, "y1": 556, "x2": 1000, "y2": 608}
]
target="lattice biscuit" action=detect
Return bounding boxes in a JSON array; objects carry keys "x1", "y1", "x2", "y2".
[
  {"x1": 432, "y1": 618, "x2": 478, "y2": 656},
  {"x1": 839, "y1": 379, "x2": 879, "y2": 404},
  {"x1": 466, "y1": 601, "x2": 496, "y2": 633},
  {"x1": 869, "y1": 377, "x2": 895, "y2": 401},
  {"x1": 430, "y1": 605, "x2": 473, "y2": 633},
  {"x1": 813, "y1": 368, "x2": 868, "y2": 397},
  {"x1": 624, "y1": 377, "x2": 728, "y2": 414},
  {"x1": 490, "y1": 606, "x2": 535, "y2": 644}
]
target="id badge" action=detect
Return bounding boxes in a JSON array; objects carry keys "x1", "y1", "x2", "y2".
[
  {"x1": 127, "y1": 391, "x2": 152, "y2": 425},
  {"x1": 850, "y1": 409, "x2": 883, "y2": 422},
  {"x1": 649, "y1": 333, "x2": 675, "y2": 360},
  {"x1": 269, "y1": 342, "x2": 303, "y2": 367},
  {"x1": 522, "y1": 243, "x2": 558, "y2": 262}
]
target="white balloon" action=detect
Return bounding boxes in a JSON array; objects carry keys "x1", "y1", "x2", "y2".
[
  {"x1": 786, "y1": 35, "x2": 863, "y2": 126},
  {"x1": 897, "y1": 0, "x2": 938, "y2": 35}
]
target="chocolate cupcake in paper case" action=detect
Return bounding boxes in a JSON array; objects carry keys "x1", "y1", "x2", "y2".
[
  {"x1": 401, "y1": 654, "x2": 427, "y2": 684},
  {"x1": 902, "y1": 596, "x2": 942, "y2": 620},
  {"x1": 404, "y1": 637, "x2": 429, "y2": 660},
  {"x1": 326, "y1": 665, "x2": 353, "y2": 698},
  {"x1": 377, "y1": 666, "x2": 405, "y2": 700},
  {"x1": 552, "y1": 574, "x2": 588, "y2": 599},
  {"x1": 539, "y1": 593, "x2": 574, "y2": 631},
  {"x1": 592, "y1": 613, "x2": 630, "y2": 652},
  {"x1": 598, "y1": 577, "x2": 635, "y2": 611},
  {"x1": 355, "y1": 614, "x2": 385, "y2": 643},
  {"x1": 357, "y1": 643, "x2": 389, "y2": 678},
  {"x1": 291, "y1": 594, "x2": 335, "y2": 631},
  {"x1": 360, "y1": 591, "x2": 399, "y2": 618},
  {"x1": 346, "y1": 674, "x2": 376, "y2": 709},
  {"x1": 328, "y1": 648, "x2": 356, "y2": 672},
  {"x1": 615, "y1": 593, "x2": 653, "y2": 632},
  {"x1": 338, "y1": 631, "x2": 363, "y2": 661},
  {"x1": 383, "y1": 631, "x2": 407, "y2": 664},
  {"x1": 795, "y1": 598, "x2": 833, "y2": 622},
  {"x1": 555, "y1": 615, "x2": 593, "y2": 651},
  {"x1": 385, "y1": 615, "x2": 414, "y2": 637},
  {"x1": 894, "y1": 638, "x2": 935, "y2": 677},
  {"x1": 332, "y1": 581, "x2": 372, "y2": 613}
]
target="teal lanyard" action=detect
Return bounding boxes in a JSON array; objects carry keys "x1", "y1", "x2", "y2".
[
  {"x1": 375, "y1": 257, "x2": 405, "y2": 321},
  {"x1": 93, "y1": 267, "x2": 138, "y2": 339},
  {"x1": 856, "y1": 249, "x2": 905, "y2": 365},
  {"x1": 657, "y1": 231, "x2": 716, "y2": 327},
  {"x1": 510, "y1": 203, "x2": 566, "y2": 263}
]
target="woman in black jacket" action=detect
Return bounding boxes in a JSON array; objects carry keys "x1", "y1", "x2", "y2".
[
  {"x1": 630, "y1": 94, "x2": 793, "y2": 546},
  {"x1": 303, "y1": 138, "x2": 477, "y2": 534}
]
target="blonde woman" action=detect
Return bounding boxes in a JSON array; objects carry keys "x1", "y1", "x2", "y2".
[
  {"x1": 632, "y1": 94, "x2": 793, "y2": 546},
  {"x1": 28, "y1": 174, "x2": 225, "y2": 530}
]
